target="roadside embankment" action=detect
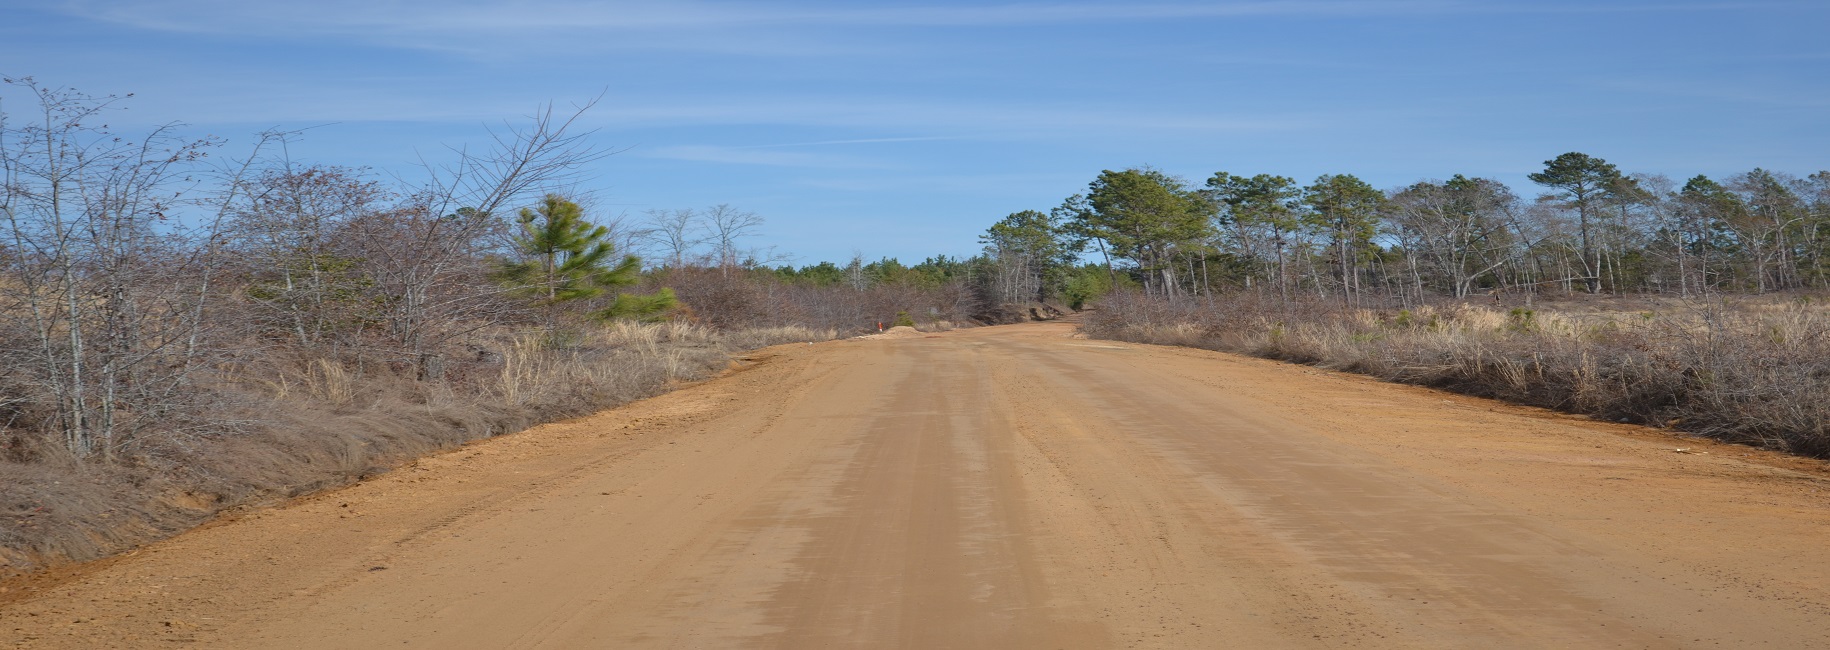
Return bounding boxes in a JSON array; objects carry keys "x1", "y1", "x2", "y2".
[
  {"x1": 0, "y1": 323, "x2": 834, "y2": 579},
  {"x1": 1084, "y1": 291, "x2": 1830, "y2": 459}
]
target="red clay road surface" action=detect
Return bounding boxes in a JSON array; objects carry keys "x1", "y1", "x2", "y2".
[{"x1": 4, "y1": 320, "x2": 1830, "y2": 648}]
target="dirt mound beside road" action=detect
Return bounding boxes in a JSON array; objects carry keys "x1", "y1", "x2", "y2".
[
  {"x1": 974, "y1": 302, "x2": 1067, "y2": 325},
  {"x1": 855, "y1": 325, "x2": 925, "y2": 339}
]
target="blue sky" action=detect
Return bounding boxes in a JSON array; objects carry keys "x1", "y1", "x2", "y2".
[{"x1": 3, "y1": 1, "x2": 1826, "y2": 264}]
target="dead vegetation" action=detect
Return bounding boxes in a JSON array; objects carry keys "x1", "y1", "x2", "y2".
[
  {"x1": 0, "y1": 322, "x2": 833, "y2": 576},
  {"x1": 0, "y1": 80, "x2": 868, "y2": 577},
  {"x1": 655, "y1": 265, "x2": 981, "y2": 332},
  {"x1": 1085, "y1": 291, "x2": 1830, "y2": 458}
]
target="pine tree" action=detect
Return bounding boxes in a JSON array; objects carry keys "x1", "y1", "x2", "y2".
[
  {"x1": 496, "y1": 195, "x2": 676, "y2": 326},
  {"x1": 1302, "y1": 173, "x2": 1386, "y2": 303},
  {"x1": 1530, "y1": 152, "x2": 1624, "y2": 293}
]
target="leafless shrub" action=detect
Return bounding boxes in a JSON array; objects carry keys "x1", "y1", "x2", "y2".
[
  {"x1": 0, "y1": 320, "x2": 831, "y2": 576},
  {"x1": 658, "y1": 265, "x2": 978, "y2": 333}
]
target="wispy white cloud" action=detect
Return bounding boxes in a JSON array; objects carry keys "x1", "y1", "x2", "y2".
[
  {"x1": 59, "y1": 75, "x2": 1318, "y2": 136},
  {"x1": 52, "y1": 0, "x2": 1439, "y2": 36},
  {"x1": 740, "y1": 136, "x2": 971, "y2": 148},
  {"x1": 52, "y1": 0, "x2": 1802, "y2": 58},
  {"x1": 794, "y1": 171, "x2": 1086, "y2": 194},
  {"x1": 640, "y1": 144, "x2": 884, "y2": 168},
  {"x1": 1586, "y1": 77, "x2": 1830, "y2": 110},
  {"x1": 636, "y1": 135, "x2": 976, "y2": 168},
  {"x1": 586, "y1": 99, "x2": 1314, "y2": 134},
  {"x1": 85, "y1": 79, "x2": 531, "y2": 128}
]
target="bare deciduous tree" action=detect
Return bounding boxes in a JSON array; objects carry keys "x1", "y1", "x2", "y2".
[
  {"x1": 643, "y1": 207, "x2": 702, "y2": 268},
  {"x1": 702, "y1": 204, "x2": 764, "y2": 278},
  {"x1": 0, "y1": 77, "x2": 240, "y2": 458},
  {"x1": 377, "y1": 99, "x2": 611, "y2": 376}
]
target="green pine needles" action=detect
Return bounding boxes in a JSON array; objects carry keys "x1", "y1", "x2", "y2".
[{"x1": 496, "y1": 194, "x2": 677, "y2": 323}]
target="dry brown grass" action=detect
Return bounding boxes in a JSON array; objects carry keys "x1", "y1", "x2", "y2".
[
  {"x1": 0, "y1": 323, "x2": 836, "y2": 577},
  {"x1": 1086, "y1": 292, "x2": 1830, "y2": 459}
]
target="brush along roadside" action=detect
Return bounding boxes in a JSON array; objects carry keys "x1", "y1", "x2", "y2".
[
  {"x1": 0, "y1": 322, "x2": 835, "y2": 579},
  {"x1": 1085, "y1": 291, "x2": 1830, "y2": 460}
]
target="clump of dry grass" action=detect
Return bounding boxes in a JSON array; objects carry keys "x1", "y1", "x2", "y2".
[
  {"x1": 715, "y1": 325, "x2": 838, "y2": 350},
  {"x1": 1086, "y1": 292, "x2": 1830, "y2": 459},
  {"x1": 0, "y1": 323, "x2": 836, "y2": 577}
]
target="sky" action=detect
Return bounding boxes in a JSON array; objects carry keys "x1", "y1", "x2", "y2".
[{"x1": 2, "y1": 0, "x2": 1827, "y2": 264}]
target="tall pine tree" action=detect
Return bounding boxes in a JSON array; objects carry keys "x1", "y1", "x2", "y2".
[{"x1": 1530, "y1": 152, "x2": 1623, "y2": 293}]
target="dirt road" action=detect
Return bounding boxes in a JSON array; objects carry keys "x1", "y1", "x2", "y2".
[{"x1": 4, "y1": 321, "x2": 1830, "y2": 648}]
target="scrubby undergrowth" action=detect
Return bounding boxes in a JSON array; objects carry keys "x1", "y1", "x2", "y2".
[
  {"x1": 1085, "y1": 291, "x2": 1830, "y2": 459},
  {"x1": 0, "y1": 322, "x2": 833, "y2": 577}
]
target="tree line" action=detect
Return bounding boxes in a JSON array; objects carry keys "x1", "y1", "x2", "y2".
[{"x1": 973, "y1": 155, "x2": 1830, "y2": 306}]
